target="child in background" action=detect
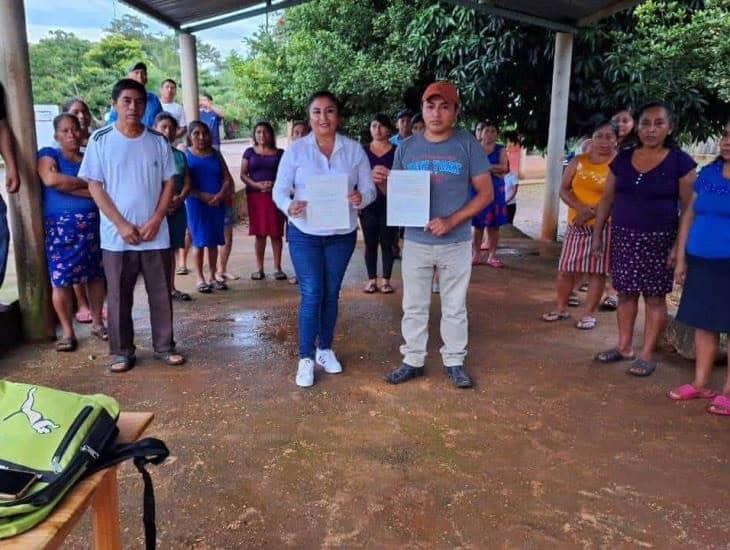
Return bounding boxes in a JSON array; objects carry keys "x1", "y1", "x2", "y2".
[{"x1": 154, "y1": 113, "x2": 192, "y2": 301}]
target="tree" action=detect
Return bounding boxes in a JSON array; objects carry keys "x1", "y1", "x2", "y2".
[
  {"x1": 29, "y1": 31, "x2": 92, "y2": 104},
  {"x1": 228, "y1": 0, "x2": 421, "y2": 135}
]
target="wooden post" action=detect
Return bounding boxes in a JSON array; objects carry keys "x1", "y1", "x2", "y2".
[
  {"x1": 179, "y1": 32, "x2": 199, "y2": 126},
  {"x1": 91, "y1": 469, "x2": 123, "y2": 550},
  {"x1": 540, "y1": 31, "x2": 574, "y2": 242},
  {"x1": 0, "y1": 0, "x2": 54, "y2": 340}
]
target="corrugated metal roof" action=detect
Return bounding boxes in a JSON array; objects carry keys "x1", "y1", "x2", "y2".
[{"x1": 119, "y1": 0, "x2": 642, "y2": 33}]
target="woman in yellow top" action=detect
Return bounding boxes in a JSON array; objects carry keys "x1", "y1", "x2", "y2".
[{"x1": 543, "y1": 119, "x2": 618, "y2": 329}]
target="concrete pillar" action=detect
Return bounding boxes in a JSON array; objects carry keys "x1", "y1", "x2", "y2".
[
  {"x1": 540, "y1": 31, "x2": 574, "y2": 241},
  {"x1": 0, "y1": 0, "x2": 55, "y2": 341},
  {"x1": 179, "y1": 32, "x2": 199, "y2": 126}
]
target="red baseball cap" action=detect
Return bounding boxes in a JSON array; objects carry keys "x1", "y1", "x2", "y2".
[{"x1": 422, "y1": 81, "x2": 460, "y2": 106}]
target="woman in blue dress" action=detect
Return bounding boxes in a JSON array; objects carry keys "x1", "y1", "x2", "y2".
[
  {"x1": 185, "y1": 121, "x2": 234, "y2": 294},
  {"x1": 37, "y1": 113, "x2": 106, "y2": 351},
  {"x1": 472, "y1": 120, "x2": 508, "y2": 267}
]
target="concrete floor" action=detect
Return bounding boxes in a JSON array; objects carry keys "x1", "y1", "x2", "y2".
[{"x1": 0, "y1": 223, "x2": 728, "y2": 548}]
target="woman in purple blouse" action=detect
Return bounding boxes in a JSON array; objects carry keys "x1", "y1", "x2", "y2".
[
  {"x1": 592, "y1": 102, "x2": 697, "y2": 376},
  {"x1": 240, "y1": 121, "x2": 287, "y2": 281}
]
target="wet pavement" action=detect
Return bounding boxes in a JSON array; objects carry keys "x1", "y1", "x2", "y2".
[{"x1": 1, "y1": 225, "x2": 728, "y2": 548}]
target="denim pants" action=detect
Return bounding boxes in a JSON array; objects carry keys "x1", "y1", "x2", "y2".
[
  {"x1": 287, "y1": 223, "x2": 357, "y2": 359},
  {"x1": 0, "y1": 196, "x2": 9, "y2": 288}
]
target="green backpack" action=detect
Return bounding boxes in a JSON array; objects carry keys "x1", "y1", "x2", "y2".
[{"x1": 0, "y1": 380, "x2": 168, "y2": 548}]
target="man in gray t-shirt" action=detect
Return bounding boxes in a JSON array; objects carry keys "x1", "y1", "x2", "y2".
[{"x1": 385, "y1": 81, "x2": 493, "y2": 388}]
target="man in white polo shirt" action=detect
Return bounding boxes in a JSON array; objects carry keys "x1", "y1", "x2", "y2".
[{"x1": 80, "y1": 78, "x2": 185, "y2": 372}]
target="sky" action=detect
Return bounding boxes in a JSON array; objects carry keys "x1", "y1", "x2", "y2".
[{"x1": 24, "y1": 0, "x2": 270, "y2": 57}]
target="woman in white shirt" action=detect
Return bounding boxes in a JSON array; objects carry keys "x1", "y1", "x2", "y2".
[{"x1": 274, "y1": 91, "x2": 377, "y2": 387}]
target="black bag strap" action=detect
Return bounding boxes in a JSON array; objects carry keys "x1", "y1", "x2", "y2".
[{"x1": 87, "y1": 438, "x2": 169, "y2": 550}]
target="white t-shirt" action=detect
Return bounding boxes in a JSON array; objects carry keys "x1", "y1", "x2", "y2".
[
  {"x1": 503, "y1": 172, "x2": 519, "y2": 205},
  {"x1": 160, "y1": 102, "x2": 186, "y2": 128},
  {"x1": 79, "y1": 125, "x2": 176, "y2": 252}
]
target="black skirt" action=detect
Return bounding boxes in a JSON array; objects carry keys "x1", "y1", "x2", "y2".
[{"x1": 676, "y1": 254, "x2": 730, "y2": 333}]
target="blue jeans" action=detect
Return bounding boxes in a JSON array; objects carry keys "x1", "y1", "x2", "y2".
[
  {"x1": 0, "y1": 196, "x2": 9, "y2": 288},
  {"x1": 287, "y1": 223, "x2": 357, "y2": 359}
]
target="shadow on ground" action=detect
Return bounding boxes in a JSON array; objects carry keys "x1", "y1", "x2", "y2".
[{"x1": 1, "y1": 226, "x2": 727, "y2": 548}]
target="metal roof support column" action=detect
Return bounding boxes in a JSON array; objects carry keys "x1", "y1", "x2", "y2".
[
  {"x1": 179, "y1": 31, "x2": 199, "y2": 126},
  {"x1": 0, "y1": 0, "x2": 54, "y2": 341},
  {"x1": 540, "y1": 31, "x2": 574, "y2": 241}
]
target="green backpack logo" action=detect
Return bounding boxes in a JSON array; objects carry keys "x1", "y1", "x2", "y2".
[{"x1": 1, "y1": 387, "x2": 60, "y2": 435}]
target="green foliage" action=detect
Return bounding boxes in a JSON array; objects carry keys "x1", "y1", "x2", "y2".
[
  {"x1": 228, "y1": 0, "x2": 421, "y2": 136},
  {"x1": 29, "y1": 31, "x2": 92, "y2": 105}
]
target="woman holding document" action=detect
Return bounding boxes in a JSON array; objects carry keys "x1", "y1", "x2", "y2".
[{"x1": 273, "y1": 91, "x2": 377, "y2": 388}]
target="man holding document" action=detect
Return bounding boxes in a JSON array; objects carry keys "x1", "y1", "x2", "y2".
[
  {"x1": 274, "y1": 91, "x2": 376, "y2": 388},
  {"x1": 385, "y1": 81, "x2": 494, "y2": 388}
]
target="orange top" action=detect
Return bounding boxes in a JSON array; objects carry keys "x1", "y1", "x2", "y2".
[{"x1": 568, "y1": 154, "x2": 610, "y2": 226}]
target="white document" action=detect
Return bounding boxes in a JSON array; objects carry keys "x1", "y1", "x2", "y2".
[
  {"x1": 387, "y1": 170, "x2": 431, "y2": 227},
  {"x1": 305, "y1": 174, "x2": 350, "y2": 230}
]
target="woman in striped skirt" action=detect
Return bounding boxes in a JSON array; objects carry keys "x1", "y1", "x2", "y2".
[{"x1": 542, "y1": 119, "x2": 618, "y2": 330}]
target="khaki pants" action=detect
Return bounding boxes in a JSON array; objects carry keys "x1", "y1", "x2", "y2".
[{"x1": 400, "y1": 239, "x2": 472, "y2": 367}]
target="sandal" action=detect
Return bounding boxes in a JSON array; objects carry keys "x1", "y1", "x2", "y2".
[
  {"x1": 55, "y1": 337, "x2": 77, "y2": 352},
  {"x1": 667, "y1": 384, "x2": 717, "y2": 401},
  {"x1": 380, "y1": 283, "x2": 395, "y2": 294},
  {"x1": 221, "y1": 272, "x2": 240, "y2": 281},
  {"x1": 288, "y1": 276, "x2": 298, "y2": 285},
  {"x1": 576, "y1": 316, "x2": 597, "y2": 330},
  {"x1": 486, "y1": 257, "x2": 505, "y2": 268},
  {"x1": 171, "y1": 290, "x2": 192, "y2": 301},
  {"x1": 251, "y1": 270, "x2": 265, "y2": 280},
  {"x1": 567, "y1": 293, "x2": 580, "y2": 307},
  {"x1": 154, "y1": 351, "x2": 186, "y2": 366},
  {"x1": 542, "y1": 311, "x2": 570, "y2": 322},
  {"x1": 363, "y1": 281, "x2": 377, "y2": 294},
  {"x1": 595, "y1": 347, "x2": 635, "y2": 363},
  {"x1": 90, "y1": 325, "x2": 109, "y2": 341},
  {"x1": 74, "y1": 310, "x2": 92, "y2": 324},
  {"x1": 212, "y1": 280, "x2": 228, "y2": 291},
  {"x1": 627, "y1": 358, "x2": 657, "y2": 377},
  {"x1": 175, "y1": 267, "x2": 189, "y2": 275},
  {"x1": 109, "y1": 355, "x2": 136, "y2": 373},
  {"x1": 600, "y1": 295, "x2": 618, "y2": 311},
  {"x1": 578, "y1": 282, "x2": 589, "y2": 293},
  {"x1": 273, "y1": 271, "x2": 288, "y2": 281},
  {"x1": 707, "y1": 395, "x2": 730, "y2": 417},
  {"x1": 196, "y1": 282, "x2": 212, "y2": 294}
]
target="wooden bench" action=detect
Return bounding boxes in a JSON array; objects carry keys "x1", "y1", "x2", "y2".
[{"x1": 4, "y1": 412, "x2": 154, "y2": 550}]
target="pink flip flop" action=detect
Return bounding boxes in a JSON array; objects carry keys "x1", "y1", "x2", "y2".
[
  {"x1": 707, "y1": 395, "x2": 730, "y2": 416},
  {"x1": 667, "y1": 384, "x2": 717, "y2": 401},
  {"x1": 486, "y1": 258, "x2": 505, "y2": 268}
]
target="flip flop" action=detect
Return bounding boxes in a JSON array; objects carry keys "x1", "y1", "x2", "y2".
[
  {"x1": 221, "y1": 272, "x2": 240, "y2": 281},
  {"x1": 212, "y1": 280, "x2": 228, "y2": 291},
  {"x1": 627, "y1": 358, "x2": 657, "y2": 377},
  {"x1": 171, "y1": 290, "x2": 192, "y2": 301},
  {"x1": 251, "y1": 270, "x2": 265, "y2": 281},
  {"x1": 55, "y1": 337, "x2": 77, "y2": 352},
  {"x1": 153, "y1": 351, "x2": 186, "y2": 366},
  {"x1": 90, "y1": 325, "x2": 109, "y2": 341},
  {"x1": 578, "y1": 282, "x2": 589, "y2": 293},
  {"x1": 542, "y1": 311, "x2": 570, "y2": 322},
  {"x1": 567, "y1": 293, "x2": 580, "y2": 307},
  {"x1": 363, "y1": 281, "x2": 377, "y2": 294},
  {"x1": 486, "y1": 258, "x2": 505, "y2": 268},
  {"x1": 74, "y1": 310, "x2": 92, "y2": 324},
  {"x1": 196, "y1": 282, "x2": 212, "y2": 294},
  {"x1": 667, "y1": 384, "x2": 717, "y2": 401},
  {"x1": 288, "y1": 277, "x2": 298, "y2": 285},
  {"x1": 576, "y1": 316, "x2": 597, "y2": 330},
  {"x1": 707, "y1": 395, "x2": 730, "y2": 417},
  {"x1": 380, "y1": 283, "x2": 395, "y2": 294},
  {"x1": 273, "y1": 271, "x2": 288, "y2": 281},
  {"x1": 175, "y1": 267, "x2": 189, "y2": 275},
  {"x1": 109, "y1": 354, "x2": 135, "y2": 373},
  {"x1": 600, "y1": 295, "x2": 618, "y2": 311},
  {"x1": 595, "y1": 347, "x2": 635, "y2": 363}
]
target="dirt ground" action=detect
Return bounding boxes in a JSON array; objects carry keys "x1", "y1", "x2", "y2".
[{"x1": 1, "y1": 223, "x2": 728, "y2": 549}]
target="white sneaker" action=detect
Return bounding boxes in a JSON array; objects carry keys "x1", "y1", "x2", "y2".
[
  {"x1": 316, "y1": 348, "x2": 342, "y2": 374},
  {"x1": 296, "y1": 358, "x2": 315, "y2": 387}
]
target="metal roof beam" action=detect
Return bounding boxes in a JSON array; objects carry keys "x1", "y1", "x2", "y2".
[
  {"x1": 577, "y1": 0, "x2": 641, "y2": 26},
  {"x1": 442, "y1": 0, "x2": 577, "y2": 33},
  {"x1": 118, "y1": 0, "x2": 180, "y2": 29},
  {"x1": 181, "y1": 0, "x2": 312, "y2": 33}
]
